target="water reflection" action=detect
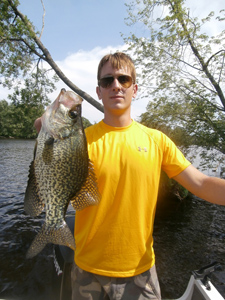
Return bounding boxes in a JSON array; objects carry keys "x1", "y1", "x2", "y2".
[{"x1": 0, "y1": 139, "x2": 224, "y2": 299}]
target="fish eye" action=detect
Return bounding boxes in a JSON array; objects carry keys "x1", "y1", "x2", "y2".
[{"x1": 68, "y1": 110, "x2": 78, "y2": 119}]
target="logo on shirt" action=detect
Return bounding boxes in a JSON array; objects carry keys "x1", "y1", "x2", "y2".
[{"x1": 138, "y1": 147, "x2": 147, "y2": 152}]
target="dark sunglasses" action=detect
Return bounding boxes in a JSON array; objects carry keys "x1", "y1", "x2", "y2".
[{"x1": 98, "y1": 75, "x2": 133, "y2": 89}]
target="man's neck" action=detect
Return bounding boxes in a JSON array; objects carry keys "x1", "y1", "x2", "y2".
[{"x1": 103, "y1": 113, "x2": 133, "y2": 127}]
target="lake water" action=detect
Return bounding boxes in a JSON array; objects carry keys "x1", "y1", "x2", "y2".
[{"x1": 0, "y1": 139, "x2": 224, "y2": 299}]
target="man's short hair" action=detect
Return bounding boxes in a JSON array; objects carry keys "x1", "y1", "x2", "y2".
[{"x1": 97, "y1": 52, "x2": 136, "y2": 84}]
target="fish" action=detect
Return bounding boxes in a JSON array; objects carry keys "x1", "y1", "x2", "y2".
[{"x1": 24, "y1": 88, "x2": 100, "y2": 259}]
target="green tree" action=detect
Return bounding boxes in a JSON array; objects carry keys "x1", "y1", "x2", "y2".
[
  {"x1": 124, "y1": 0, "x2": 225, "y2": 156},
  {"x1": 0, "y1": 100, "x2": 12, "y2": 137},
  {"x1": 0, "y1": 99, "x2": 45, "y2": 138},
  {"x1": 0, "y1": 0, "x2": 57, "y2": 106},
  {"x1": 0, "y1": 0, "x2": 103, "y2": 112},
  {"x1": 0, "y1": 69, "x2": 57, "y2": 138}
]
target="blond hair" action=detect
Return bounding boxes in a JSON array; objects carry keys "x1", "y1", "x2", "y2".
[{"x1": 97, "y1": 52, "x2": 136, "y2": 84}]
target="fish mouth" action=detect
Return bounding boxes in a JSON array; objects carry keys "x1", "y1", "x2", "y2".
[
  {"x1": 59, "y1": 90, "x2": 83, "y2": 108},
  {"x1": 41, "y1": 90, "x2": 83, "y2": 138},
  {"x1": 53, "y1": 90, "x2": 82, "y2": 120},
  {"x1": 51, "y1": 89, "x2": 83, "y2": 114}
]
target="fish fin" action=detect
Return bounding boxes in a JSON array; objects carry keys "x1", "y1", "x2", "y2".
[
  {"x1": 42, "y1": 137, "x2": 54, "y2": 163},
  {"x1": 24, "y1": 160, "x2": 44, "y2": 216},
  {"x1": 26, "y1": 221, "x2": 76, "y2": 259},
  {"x1": 71, "y1": 159, "x2": 101, "y2": 211}
]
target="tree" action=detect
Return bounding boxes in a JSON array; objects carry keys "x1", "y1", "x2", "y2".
[
  {"x1": 0, "y1": 99, "x2": 44, "y2": 138},
  {"x1": 124, "y1": 0, "x2": 225, "y2": 157},
  {"x1": 0, "y1": 0, "x2": 103, "y2": 113}
]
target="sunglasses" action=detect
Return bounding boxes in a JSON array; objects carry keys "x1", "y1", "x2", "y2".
[{"x1": 98, "y1": 75, "x2": 133, "y2": 89}]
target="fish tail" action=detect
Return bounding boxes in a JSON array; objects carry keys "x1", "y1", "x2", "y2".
[{"x1": 26, "y1": 221, "x2": 76, "y2": 259}]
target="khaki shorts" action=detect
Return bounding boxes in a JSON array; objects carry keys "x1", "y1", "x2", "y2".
[{"x1": 71, "y1": 264, "x2": 161, "y2": 300}]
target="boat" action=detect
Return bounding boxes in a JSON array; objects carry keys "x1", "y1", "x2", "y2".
[
  {"x1": 166, "y1": 262, "x2": 224, "y2": 300},
  {"x1": 53, "y1": 216, "x2": 225, "y2": 300}
]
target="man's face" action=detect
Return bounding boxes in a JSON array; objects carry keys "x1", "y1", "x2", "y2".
[{"x1": 96, "y1": 61, "x2": 138, "y2": 117}]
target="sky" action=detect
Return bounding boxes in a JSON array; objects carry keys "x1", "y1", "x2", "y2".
[{"x1": 2, "y1": 0, "x2": 225, "y2": 123}]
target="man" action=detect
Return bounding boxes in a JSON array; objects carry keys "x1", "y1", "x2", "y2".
[
  {"x1": 71, "y1": 52, "x2": 225, "y2": 300},
  {"x1": 35, "y1": 52, "x2": 225, "y2": 300}
]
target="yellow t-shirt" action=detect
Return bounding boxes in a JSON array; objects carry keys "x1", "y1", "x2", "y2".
[{"x1": 74, "y1": 120, "x2": 191, "y2": 277}]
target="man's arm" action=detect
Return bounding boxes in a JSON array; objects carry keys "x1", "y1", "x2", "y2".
[{"x1": 173, "y1": 165, "x2": 225, "y2": 205}]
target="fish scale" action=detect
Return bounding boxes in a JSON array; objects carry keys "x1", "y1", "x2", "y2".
[{"x1": 24, "y1": 89, "x2": 101, "y2": 258}]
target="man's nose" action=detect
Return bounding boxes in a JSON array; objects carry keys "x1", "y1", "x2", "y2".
[{"x1": 112, "y1": 78, "x2": 121, "y2": 91}]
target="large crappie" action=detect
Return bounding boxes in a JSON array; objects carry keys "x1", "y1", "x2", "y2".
[{"x1": 24, "y1": 89, "x2": 100, "y2": 259}]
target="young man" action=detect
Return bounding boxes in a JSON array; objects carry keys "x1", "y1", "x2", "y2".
[
  {"x1": 35, "y1": 52, "x2": 225, "y2": 300},
  {"x1": 70, "y1": 52, "x2": 225, "y2": 300}
]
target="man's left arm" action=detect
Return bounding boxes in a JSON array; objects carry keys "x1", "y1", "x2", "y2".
[{"x1": 173, "y1": 165, "x2": 225, "y2": 205}]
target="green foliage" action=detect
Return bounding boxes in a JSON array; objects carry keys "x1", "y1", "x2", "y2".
[
  {"x1": 0, "y1": 0, "x2": 60, "y2": 138},
  {"x1": 0, "y1": 0, "x2": 104, "y2": 114},
  {"x1": 8, "y1": 71, "x2": 55, "y2": 107},
  {"x1": 0, "y1": 0, "x2": 58, "y2": 105},
  {"x1": 0, "y1": 67, "x2": 58, "y2": 138},
  {"x1": 1, "y1": 0, "x2": 38, "y2": 85},
  {"x1": 125, "y1": 0, "x2": 225, "y2": 155},
  {"x1": 0, "y1": 61, "x2": 92, "y2": 138},
  {"x1": 0, "y1": 100, "x2": 45, "y2": 138}
]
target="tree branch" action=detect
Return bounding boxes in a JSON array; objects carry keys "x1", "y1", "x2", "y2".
[
  {"x1": 168, "y1": 0, "x2": 225, "y2": 109},
  {"x1": 6, "y1": 0, "x2": 104, "y2": 113},
  {"x1": 40, "y1": 0, "x2": 45, "y2": 39},
  {"x1": 205, "y1": 49, "x2": 225, "y2": 67}
]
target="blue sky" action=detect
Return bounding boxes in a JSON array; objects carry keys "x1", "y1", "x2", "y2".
[
  {"x1": 19, "y1": 0, "x2": 131, "y2": 60},
  {"x1": 17, "y1": 0, "x2": 137, "y2": 122},
  {"x1": 3, "y1": 0, "x2": 225, "y2": 123}
]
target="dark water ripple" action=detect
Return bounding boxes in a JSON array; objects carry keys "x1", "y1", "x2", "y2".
[
  {"x1": 154, "y1": 197, "x2": 225, "y2": 298},
  {"x1": 0, "y1": 139, "x2": 224, "y2": 299}
]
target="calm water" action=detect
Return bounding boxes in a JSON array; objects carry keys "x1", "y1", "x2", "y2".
[{"x1": 0, "y1": 139, "x2": 224, "y2": 299}]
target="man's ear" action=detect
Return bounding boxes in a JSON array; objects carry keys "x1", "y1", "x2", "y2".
[
  {"x1": 96, "y1": 86, "x2": 102, "y2": 100},
  {"x1": 132, "y1": 84, "x2": 138, "y2": 99}
]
